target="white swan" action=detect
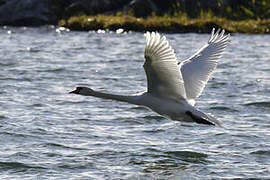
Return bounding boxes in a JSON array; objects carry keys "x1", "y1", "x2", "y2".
[{"x1": 70, "y1": 28, "x2": 230, "y2": 126}]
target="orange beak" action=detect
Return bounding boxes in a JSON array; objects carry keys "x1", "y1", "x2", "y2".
[{"x1": 69, "y1": 89, "x2": 79, "y2": 94}]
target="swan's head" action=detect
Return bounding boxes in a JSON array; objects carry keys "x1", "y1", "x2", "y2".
[{"x1": 69, "y1": 87, "x2": 94, "y2": 95}]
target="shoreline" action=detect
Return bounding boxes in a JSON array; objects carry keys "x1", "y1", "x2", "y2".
[{"x1": 59, "y1": 14, "x2": 270, "y2": 34}]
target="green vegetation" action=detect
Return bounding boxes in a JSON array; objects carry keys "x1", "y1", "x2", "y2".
[
  {"x1": 59, "y1": 14, "x2": 270, "y2": 34},
  {"x1": 58, "y1": 0, "x2": 270, "y2": 34},
  {"x1": 220, "y1": 0, "x2": 270, "y2": 20},
  {"x1": 167, "y1": 0, "x2": 270, "y2": 20}
]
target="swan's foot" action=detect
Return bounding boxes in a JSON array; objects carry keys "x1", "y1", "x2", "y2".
[{"x1": 185, "y1": 111, "x2": 215, "y2": 126}]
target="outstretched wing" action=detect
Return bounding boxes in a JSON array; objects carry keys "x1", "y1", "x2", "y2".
[
  {"x1": 180, "y1": 28, "x2": 230, "y2": 101},
  {"x1": 144, "y1": 32, "x2": 186, "y2": 100}
]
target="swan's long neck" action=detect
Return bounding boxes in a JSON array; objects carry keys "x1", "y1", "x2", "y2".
[{"x1": 85, "y1": 89, "x2": 142, "y2": 105}]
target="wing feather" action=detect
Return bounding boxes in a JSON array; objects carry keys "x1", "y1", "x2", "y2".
[
  {"x1": 180, "y1": 28, "x2": 230, "y2": 101},
  {"x1": 144, "y1": 32, "x2": 186, "y2": 99}
]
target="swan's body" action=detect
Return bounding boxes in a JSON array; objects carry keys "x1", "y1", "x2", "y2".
[{"x1": 70, "y1": 28, "x2": 230, "y2": 126}]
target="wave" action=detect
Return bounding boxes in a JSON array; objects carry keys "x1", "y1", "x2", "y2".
[
  {"x1": 0, "y1": 161, "x2": 44, "y2": 172},
  {"x1": 250, "y1": 150, "x2": 270, "y2": 156},
  {"x1": 244, "y1": 101, "x2": 270, "y2": 108},
  {"x1": 142, "y1": 115, "x2": 165, "y2": 120},
  {"x1": 210, "y1": 106, "x2": 239, "y2": 112},
  {"x1": 166, "y1": 151, "x2": 208, "y2": 160},
  {"x1": 39, "y1": 142, "x2": 87, "y2": 151}
]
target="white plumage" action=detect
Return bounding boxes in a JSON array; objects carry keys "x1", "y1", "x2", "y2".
[
  {"x1": 180, "y1": 29, "x2": 230, "y2": 102},
  {"x1": 144, "y1": 31, "x2": 186, "y2": 100},
  {"x1": 70, "y1": 28, "x2": 230, "y2": 126}
]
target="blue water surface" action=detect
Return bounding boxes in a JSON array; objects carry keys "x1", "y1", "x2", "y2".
[{"x1": 0, "y1": 26, "x2": 270, "y2": 179}]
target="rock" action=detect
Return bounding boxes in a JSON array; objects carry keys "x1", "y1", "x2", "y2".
[{"x1": 0, "y1": 0, "x2": 58, "y2": 26}]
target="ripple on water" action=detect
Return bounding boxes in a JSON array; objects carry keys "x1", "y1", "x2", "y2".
[
  {"x1": 39, "y1": 143, "x2": 87, "y2": 151},
  {"x1": 142, "y1": 115, "x2": 165, "y2": 122},
  {"x1": 129, "y1": 149, "x2": 205, "y2": 179},
  {"x1": 165, "y1": 151, "x2": 208, "y2": 163},
  {"x1": 37, "y1": 68, "x2": 66, "y2": 73},
  {"x1": 1, "y1": 27, "x2": 270, "y2": 179},
  {"x1": 244, "y1": 101, "x2": 270, "y2": 108},
  {"x1": 0, "y1": 62, "x2": 16, "y2": 66},
  {"x1": 130, "y1": 148, "x2": 207, "y2": 166},
  {"x1": 250, "y1": 150, "x2": 270, "y2": 156},
  {"x1": 166, "y1": 151, "x2": 208, "y2": 158},
  {"x1": 0, "y1": 161, "x2": 45, "y2": 172},
  {"x1": 210, "y1": 106, "x2": 239, "y2": 112}
]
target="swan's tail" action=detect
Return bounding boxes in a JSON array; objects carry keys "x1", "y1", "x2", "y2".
[{"x1": 186, "y1": 108, "x2": 221, "y2": 126}]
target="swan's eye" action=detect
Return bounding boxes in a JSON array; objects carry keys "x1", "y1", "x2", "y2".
[{"x1": 76, "y1": 87, "x2": 85, "y2": 92}]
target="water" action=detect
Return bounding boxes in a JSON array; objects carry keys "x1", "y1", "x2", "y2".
[{"x1": 0, "y1": 26, "x2": 270, "y2": 179}]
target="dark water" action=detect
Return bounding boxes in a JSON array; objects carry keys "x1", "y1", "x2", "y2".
[{"x1": 0, "y1": 26, "x2": 270, "y2": 179}]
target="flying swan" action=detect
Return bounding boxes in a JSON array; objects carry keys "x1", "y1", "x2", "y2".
[{"x1": 70, "y1": 28, "x2": 230, "y2": 126}]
